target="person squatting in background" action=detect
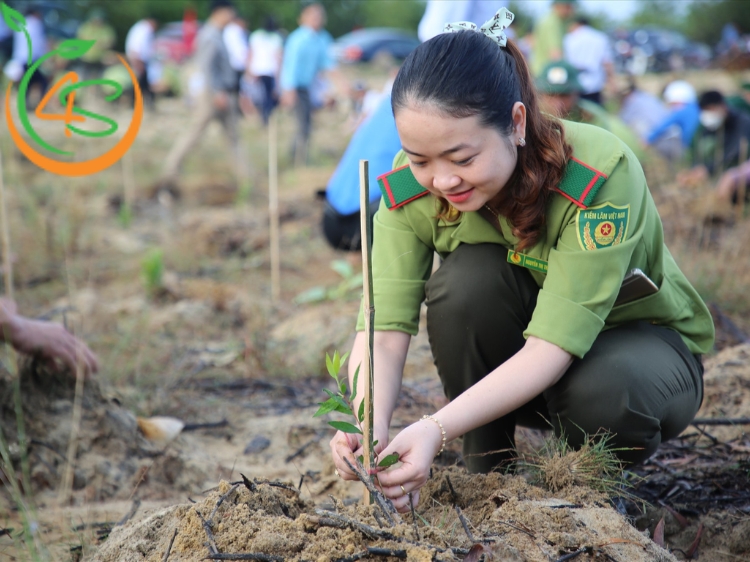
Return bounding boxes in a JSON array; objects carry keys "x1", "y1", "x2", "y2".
[
  {"x1": 322, "y1": 94, "x2": 400, "y2": 251},
  {"x1": 688, "y1": 90, "x2": 750, "y2": 205},
  {"x1": 329, "y1": 8, "x2": 713, "y2": 513}
]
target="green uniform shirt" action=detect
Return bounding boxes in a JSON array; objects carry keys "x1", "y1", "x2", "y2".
[
  {"x1": 572, "y1": 99, "x2": 646, "y2": 161},
  {"x1": 356, "y1": 120, "x2": 714, "y2": 359},
  {"x1": 531, "y1": 12, "x2": 564, "y2": 77},
  {"x1": 728, "y1": 94, "x2": 750, "y2": 117}
]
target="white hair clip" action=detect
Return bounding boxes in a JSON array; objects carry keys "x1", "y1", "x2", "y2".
[{"x1": 443, "y1": 7, "x2": 515, "y2": 47}]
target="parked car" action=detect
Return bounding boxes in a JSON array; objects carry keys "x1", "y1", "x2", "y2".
[
  {"x1": 330, "y1": 28, "x2": 420, "y2": 63},
  {"x1": 12, "y1": 0, "x2": 80, "y2": 39},
  {"x1": 612, "y1": 27, "x2": 711, "y2": 74}
]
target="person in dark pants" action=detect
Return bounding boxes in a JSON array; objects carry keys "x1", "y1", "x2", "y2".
[
  {"x1": 280, "y1": 3, "x2": 337, "y2": 166},
  {"x1": 11, "y1": 7, "x2": 48, "y2": 108},
  {"x1": 328, "y1": 8, "x2": 714, "y2": 514},
  {"x1": 322, "y1": 93, "x2": 400, "y2": 250},
  {"x1": 125, "y1": 16, "x2": 157, "y2": 109},
  {"x1": 247, "y1": 16, "x2": 282, "y2": 126}
]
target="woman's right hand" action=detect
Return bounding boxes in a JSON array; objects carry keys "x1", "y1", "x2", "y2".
[{"x1": 330, "y1": 426, "x2": 389, "y2": 480}]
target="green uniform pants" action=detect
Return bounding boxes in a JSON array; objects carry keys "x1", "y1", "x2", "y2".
[{"x1": 424, "y1": 244, "x2": 704, "y2": 472}]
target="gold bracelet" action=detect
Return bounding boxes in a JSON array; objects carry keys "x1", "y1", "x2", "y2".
[{"x1": 421, "y1": 414, "x2": 446, "y2": 457}]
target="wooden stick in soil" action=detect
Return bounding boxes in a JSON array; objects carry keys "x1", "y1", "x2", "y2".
[
  {"x1": 359, "y1": 159, "x2": 375, "y2": 500},
  {"x1": 736, "y1": 137, "x2": 747, "y2": 221},
  {"x1": 269, "y1": 111, "x2": 280, "y2": 302}
]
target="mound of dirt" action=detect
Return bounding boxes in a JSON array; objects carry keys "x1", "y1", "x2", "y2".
[
  {"x1": 89, "y1": 469, "x2": 674, "y2": 562},
  {"x1": 0, "y1": 362, "x2": 208, "y2": 502},
  {"x1": 695, "y1": 343, "x2": 750, "y2": 441}
]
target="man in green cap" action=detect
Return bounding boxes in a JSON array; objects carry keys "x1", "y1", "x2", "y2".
[
  {"x1": 530, "y1": 0, "x2": 576, "y2": 78},
  {"x1": 727, "y1": 81, "x2": 750, "y2": 118},
  {"x1": 76, "y1": 9, "x2": 116, "y2": 81},
  {"x1": 536, "y1": 60, "x2": 645, "y2": 160}
]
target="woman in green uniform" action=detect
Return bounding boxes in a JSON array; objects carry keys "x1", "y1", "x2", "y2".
[{"x1": 329, "y1": 9, "x2": 714, "y2": 513}]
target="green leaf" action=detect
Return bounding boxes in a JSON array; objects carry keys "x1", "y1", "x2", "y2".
[
  {"x1": 339, "y1": 380, "x2": 347, "y2": 395},
  {"x1": 294, "y1": 286, "x2": 328, "y2": 304},
  {"x1": 330, "y1": 259, "x2": 354, "y2": 279},
  {"x1": 377, "y1": 453, "x2": 400, "y2": 468},
  {"x1": 340, "y1": 352, "x2": 350, "y2": 368},
  {"x1": 325, "y1": 353, "x2": 335, "y2": 379},
  {"x1": 313, "y1": 398, "x2": 341, "y2": 418},
  {"x1": 1, "y1": 4, "x2": 25, "y2": 32},
  {"x1": 332, "y1": 350, "x2": 341, "y2": 373},
  {"x1": 351, "y1": 364, "x2": 360, "y2": 403},
  {"x1": 358, "y1": 400, "x2": 365, "y2": 423},
  {"x1": 56, "y1": 39, "x2": 95, "y2": 60},
  {"x1": 333, "y1": 403, "x2": 353, "y2": 417},
  {"x1": 357, "y1": 455, "x2": 364, "y2": 465},
  {"x1": 372, "y1": 440, "x2": 378, "y2": 447},
  {"x1": 328, "y1": 421, "x2": 362, "y2": 434}
]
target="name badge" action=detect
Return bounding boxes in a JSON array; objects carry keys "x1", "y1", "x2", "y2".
[{"x1": 507, "y1": 250, "x2": 548, "y2": 273}]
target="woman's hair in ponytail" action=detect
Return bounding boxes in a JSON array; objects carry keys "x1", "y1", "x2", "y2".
[{"x1": 391, "y1": 31, "x2": 572, "y2": 250}]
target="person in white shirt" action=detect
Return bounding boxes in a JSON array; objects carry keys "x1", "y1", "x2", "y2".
[
  {"x1": 11, "y1": 6, "x2": 47, "y2": 106},
  {"x1": 247, "y1": 16, "x2": 283, "y2": 125},
  {"x1": 125, "y1": 17, "x2": 157, "y2": 108},
  {"x1": 563, "y1": 16, "x2": 613, "y2": 105},
  {"x1": 418, "y1": 0, "x2": 506, "y2": 42},
  {"x1": 223, "y1": 15, "x2": 248, "y2": 93}
]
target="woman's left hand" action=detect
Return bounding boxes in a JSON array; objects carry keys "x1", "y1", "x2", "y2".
[{"x1": 375, "y1": 418, "x2": 443, "y2": 513}]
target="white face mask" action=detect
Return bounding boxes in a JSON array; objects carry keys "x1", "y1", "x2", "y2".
[{"x1": 700, "y1": 110, "x2": 726, "y2": 131}]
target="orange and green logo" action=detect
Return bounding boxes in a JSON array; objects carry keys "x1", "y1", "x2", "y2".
[{"x1": 1, "y1": 3, "x2": 142, "y2": 176}]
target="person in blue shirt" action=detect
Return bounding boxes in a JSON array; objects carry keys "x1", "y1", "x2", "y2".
[
  {"x1": 280, "y1": 3, "x2": 336, "y2": 166},
  {"x1": 646, "y1": 80, "x2": 700, "y2": 162},
  {"x1": 322, "y1": 94, "x2": 401, "y2": 250}
]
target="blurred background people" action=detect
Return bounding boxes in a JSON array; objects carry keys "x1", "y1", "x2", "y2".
[
  {"x1": 563, "y1": 16, "x2": 613, "y2": 105},
  {"x1": 417, "y1": 0, "x2": 506, "y2": 42},
  {"x1": 646, "y1": 80, "x2": 700, "y2": 163},
  {"x1": 688, "y1": 90, "x2": 750, "y2": 204},
  {"x1": 159, "y1": 0, "x2": 247, "y2": 191},
  {"x1": 247, "y1": 16, "x2": 283, "y2": 126},
  {"x1": 125, "y1": 15, "x2": 157, "y2": 109},
  {"x1": 0, "y1": 14, "x2": 12, "y2": 64},
  {"x1": 223, "y1": 14, "x2": 248, "y2": 96},
  {"x1": 530, "y1": 0, "x2": 576, "y2": 77},
  {"x1": 728, "y1": 81, "x2": 750, "y2": 118},
  {"x1": 321, "y1": 94, "x2": 400, "y2": 251},
  {"x1": 76, "y1": 8, "x2": 116, "y2": 82},
  {"x1": 536, "y1": 60, "x2": 643, "y2": 159},
  {"x1": 12, "y1": 6, "x2": 47, "y2": 107},
  {"x1": 280, "y1": 3, "x2": 337, "y2": 166},
  {"x1": 617, "y1": 79, "x2": 675, "y2": 160}
]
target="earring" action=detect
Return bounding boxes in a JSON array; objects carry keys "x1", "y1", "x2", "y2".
[{"x1": 518, "y1": 137, "x2": 526, "y2": 147}]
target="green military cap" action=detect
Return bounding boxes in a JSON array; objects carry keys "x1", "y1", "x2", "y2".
[{"x1": 535, "y1": 60, "x2": 583, "y2": 95}]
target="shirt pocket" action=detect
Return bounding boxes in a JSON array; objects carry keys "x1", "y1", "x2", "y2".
[{"x1": 605, "y1": 274, "x2": 692, "y2": 328}]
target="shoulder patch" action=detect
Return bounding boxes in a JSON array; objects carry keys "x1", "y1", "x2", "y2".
[
  {"x1": 555, "y1": 157, "x2": 608, "y2": 209},
  {"x1": 576, "y1": 203, "x2": 630, "y2": 251},
  {"x1": 377, "y1": 165, "x2": 429, "y2": 210}
]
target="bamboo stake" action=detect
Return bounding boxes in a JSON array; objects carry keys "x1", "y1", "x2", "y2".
[
  {"x1": 736, "y1": 137, "x2": 747, "y2": 221},
  {"x1": 359, "y1": 160, "x2": 375, "y2": 502},
  {"x1": 122, "y1": 143, "x2": 136, "y2": 222},
  {"x1": 269, "y1": 112, "x2": 280, "y2": 302}
]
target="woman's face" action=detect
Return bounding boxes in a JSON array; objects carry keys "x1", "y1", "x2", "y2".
[{"x1": 395, "y1": 102, "x2": 526, "y2": 212}]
